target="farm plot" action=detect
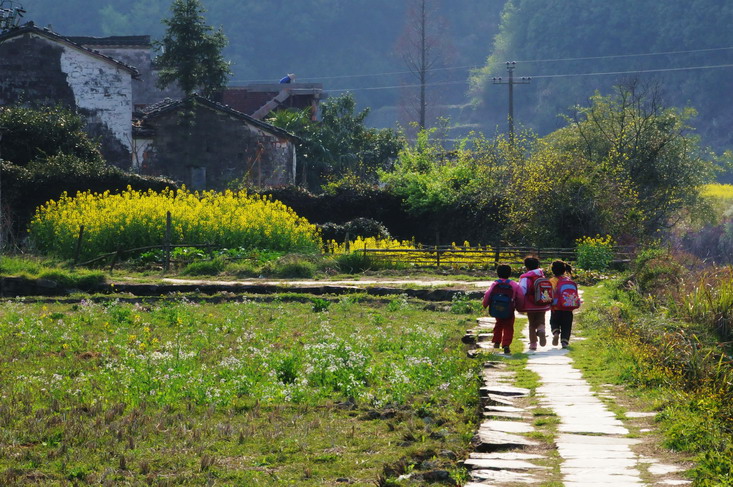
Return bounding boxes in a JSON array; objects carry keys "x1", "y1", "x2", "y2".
[{"x1": 0, "y1": 295, "x2": 479, "y2": 486}]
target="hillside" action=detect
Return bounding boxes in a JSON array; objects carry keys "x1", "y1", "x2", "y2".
[{"x1": 471, "y1": 0, "x2": 733, "y2": 153}]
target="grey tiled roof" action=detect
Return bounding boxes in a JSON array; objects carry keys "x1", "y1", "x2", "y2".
[
  {"x1": 67, "y1": 35, "x2": 152, "y2": 47},
  {"x1": 140, "y1": 94, "x2": 299, "y2": 141},
  {"x1": 0, "y1": 22, "x2": 140, "y2": 78}
]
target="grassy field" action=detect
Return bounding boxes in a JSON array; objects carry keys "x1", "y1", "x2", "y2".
[{"x1": 0, "y1": 295, "x2": 481, "y2": 486}]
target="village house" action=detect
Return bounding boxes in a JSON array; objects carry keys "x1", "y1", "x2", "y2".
[
  {"x1": 0, "y1": 22, "x2": 138, "y2": 168},
  {"x1": 134, "y1": 94, "x2": 298, "y2": 190},
  {"x1": 0, "y1": 21, "x2": 325, "y2": 189}
]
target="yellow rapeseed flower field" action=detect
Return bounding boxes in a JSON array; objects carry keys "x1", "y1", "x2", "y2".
[{"x1": 29, "y1": 188, "x2": 322, "y2": 260}]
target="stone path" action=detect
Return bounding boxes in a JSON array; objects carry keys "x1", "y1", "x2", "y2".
[{"x1": 462, "y1": 315, "x2": 691, "y2": 486}]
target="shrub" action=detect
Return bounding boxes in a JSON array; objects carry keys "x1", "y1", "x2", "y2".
[
  {"x1": 260, "y1": 254, "x2": 318, "y2": 278},
  {"x1": 335, "y1": 252, "x2": 374, "y2": 274},
  {"x1": 319, "y1": 217, "x2": 391, "y2": 242},
  {"x1": 631, "y1": 247, "x2": 686, "y2": 296},
  {"x1": 181, "y1": 258, "x2": 226, "y2": 276},
  {"x1": 576, "y1": 235, "x2": 615, "y2": 271}
]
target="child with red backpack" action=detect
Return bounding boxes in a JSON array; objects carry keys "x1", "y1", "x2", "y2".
[
  {"x1": 482, "y1": 264, "x2": 524, "y2": 355},
  {"x1": 518, "y1": 256, "x2": 552, "y2": 351},
  {"x1": 549, "y1": 260, "x2": 581, "y2": 349}
]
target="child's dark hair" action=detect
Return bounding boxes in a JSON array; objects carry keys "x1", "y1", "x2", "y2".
[
  {"x1": 551, "y1": 260, "x2": 566, "y2": 276},
  {"x1": 524, "y1": 256, "x2": 540, "y2": 270},
  {"x1": 496, "y1": 264, "x2": 512, "y2": 279},
  {"x1": 564, "y1": 262, "x2": 573, "y2": 276}
]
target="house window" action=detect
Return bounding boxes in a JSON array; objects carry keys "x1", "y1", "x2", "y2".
[{"x1": 190, "y1": 166, "x2": 207, "y2": 190}]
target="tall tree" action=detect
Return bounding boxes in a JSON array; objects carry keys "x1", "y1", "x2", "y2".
[
  {"x1": 395, "y1": 0, "x2": 450, "y2": 130},
  {"x1": 155, "y1": 0, "x2": 231, "y2": 98}
]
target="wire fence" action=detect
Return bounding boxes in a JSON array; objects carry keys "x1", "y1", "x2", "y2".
[{"x1": 355, "y1": 245, "x2": 634, "y2": 268}]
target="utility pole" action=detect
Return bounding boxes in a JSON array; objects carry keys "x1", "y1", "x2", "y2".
[
  {"x1": 492, "y1": 61, "x2": 530, "y2": 144},
  {"x1": 0, "y1": 128, "x2": 4, "y2": 251}
]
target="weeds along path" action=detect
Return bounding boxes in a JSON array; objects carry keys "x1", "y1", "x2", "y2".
[{"x1": 462, "y1": 291, "x2": 692, "y2": 486}]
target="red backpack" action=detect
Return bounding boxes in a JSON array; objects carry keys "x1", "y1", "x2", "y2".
[
  {"x1": 553, "y1": 276, "x2": 581, "y2": 310},
  {"x1": 526, "y1": 274, "x2": 553, "y2": 306}
]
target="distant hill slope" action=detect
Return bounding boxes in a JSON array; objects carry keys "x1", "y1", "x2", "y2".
[{"x1": 471, "y1": 0, "x2": 733, "y2": 152}]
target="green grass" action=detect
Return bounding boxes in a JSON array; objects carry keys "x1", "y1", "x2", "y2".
[
  {"x1": 0, "y1": 296, "x2": 480, "y2": 485},
  {"x1": 0, "y1": 255, "x2": 105, "y2": 289}
]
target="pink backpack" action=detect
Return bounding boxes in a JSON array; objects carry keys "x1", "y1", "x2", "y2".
[
  {"x1": 526, "y1": 274, "x2": 553, "y2": 306},
  {"x1": 553, "y1": 276, "x2": 581, "y2": 310}
]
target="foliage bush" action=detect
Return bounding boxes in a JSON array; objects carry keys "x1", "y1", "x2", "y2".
[
  {"x1": 319, "y1": 217, "x2": 391, "y2": 242},
  {"x1": 0, "y1": 105, "x2": 103, "y2": 167},
  {"x1": 335, "y1": 251, "x2": 375, "y2": 274},
  {"x1": 264, "y1": 255, "x2": 318, "y2": 278},
  {"x1": 181, "y1": 258, "x2": 226, "y2": 276},
  {"x1": 630, "y1": 247, "x2": 685, "y2": 296},
  {"x1": 575, "y1": 235, "x2": 615, "y2": 270},
  {"x1": 29, "y1": 188, "x2": 322, "y2": 260}
]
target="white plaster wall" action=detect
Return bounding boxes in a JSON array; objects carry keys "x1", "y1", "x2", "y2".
[
  {"x1": 56, "y1": 39, "x2": 133, "y2": 151},
  {"x1": 248, "y1": 125, "x2": 296, "y2": 183}
]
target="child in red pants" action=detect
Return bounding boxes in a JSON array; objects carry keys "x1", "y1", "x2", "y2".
[{"x1": 482, "y1": 264, "x2": 524, "y2": 355}]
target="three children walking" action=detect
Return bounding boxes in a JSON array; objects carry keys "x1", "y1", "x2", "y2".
[{"x1": 482, "y1": 257, "x2": 580, "y2": 355}]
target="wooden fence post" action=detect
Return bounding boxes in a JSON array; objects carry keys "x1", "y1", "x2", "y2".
[
  {"x1": 72, "y1": 225, "x2": 85, "y2": 267},
  {"x1": 435, "y1": 232, "x2": 441, "y2": 267},
  {"x1": 164, "y1": 211, "x2": 171, "y2": 272},
  {"x1": 109, "y1": 248, "x2": 120, "y2": 272}
]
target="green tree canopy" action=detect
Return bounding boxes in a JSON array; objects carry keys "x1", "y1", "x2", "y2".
[
  {"x1": 268, "y1": 93, "x2": 404, "y2": 191},
  {"x1": 506, "y1": 82, "x2": 715, "y2": 245},
  {"x1": 155, "y1": 0, "x2": 231, "y2": 98},
  {"x1": 0, "y1": 105, "x2": 104, "y2": 167}
]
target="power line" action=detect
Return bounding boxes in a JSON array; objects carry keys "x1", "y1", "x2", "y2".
[
  {"x1": 530, "y1": 62, "x2": 733, "y2": 79},
  {"x1": 229, "y1": 64, "x2": 480, "y2": 84},
  {"x1": 327, "y1": 62, "x2": 733, "y2": 93},
  {"x1": 517, "y1": 46, "x2": 733, "y2": 64},
  {"x1": 229, "y1": 45, "x2": 733, "y2": 84}
]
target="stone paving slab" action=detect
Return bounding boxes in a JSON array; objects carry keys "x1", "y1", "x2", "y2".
[
  {"x1": 563, "y1": 482, "x2": 645, "y2": 486},
  {"x1": 626, "y1": 411, "x2": 658, "y2": 418},
  {"x1": 562, "y1": 457, "x2": 638, "y2": 469},
  {"x1": 470, "y1": 469, "x2": 538, "y2": 483},
  {"x1": 484, "y1": 405, "x2": 525, "y2": 413},
  {"x1": 463, "y1": 457, "x2": 547, "y2": 470},
  {"x1": 480, "y1": 385, "x2": 530, "y2": 396},
  {"x1": 556, "y1": 433, "x2": 643, "y2": 446},
  {"x1": 563, "y1": 473, "x2": 645, "y2": 485},
  {"x1": 476, "y1": 429, "x2": 539, "y2": 450},
  {"x1": 480, "y1": 420, "x2": 534, "y2": 434},
  {"x1": 483, "y1": 410, "x2": 527, "y2": 420},
  {"x1": 468, "y1": 452, "x2": 544, "y2": 460},
  {"x1": 558, "y1": 424, "x2": 629, "y2": 435},
  {"x1": 484, "y1": 393, "x2": 517, "y2": 406},
  {"x1": 644, "y1": 460, "x2": 684, "y2": 475}
]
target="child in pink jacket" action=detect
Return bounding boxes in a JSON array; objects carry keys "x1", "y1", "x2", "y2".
[
  {"x1": 482, "y1": 264, "x2": 524, "y2": 355},
  {"x1": 517, "y1": 256, "x2": 551, "y2": 350}
]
